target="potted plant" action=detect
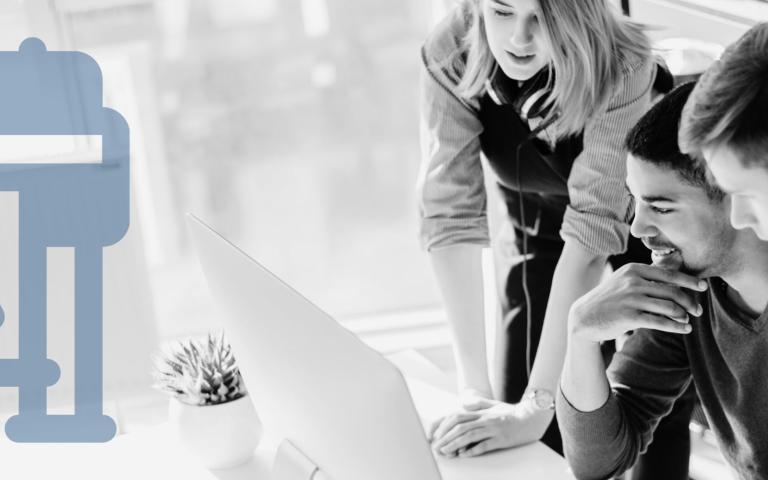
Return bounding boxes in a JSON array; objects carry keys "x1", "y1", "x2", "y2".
[{"x1": 152, "y1": 331, "x2": 263, "y2": 469}]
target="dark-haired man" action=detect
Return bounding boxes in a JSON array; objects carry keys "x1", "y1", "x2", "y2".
[{"x1": 557, "y1": 82, "x2": 768, "y2": 479}]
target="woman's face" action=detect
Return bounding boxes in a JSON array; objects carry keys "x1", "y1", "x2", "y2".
[{"x1": 483, "y1": 0, "x2": 551, "y2": 81}]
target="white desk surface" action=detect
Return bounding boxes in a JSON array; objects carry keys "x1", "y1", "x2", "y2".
[{"x1": 0, "y1": 350, "x2": 573, "y2": 480}]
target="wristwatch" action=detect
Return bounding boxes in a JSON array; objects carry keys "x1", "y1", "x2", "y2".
[{"x1": 523, "y1": 388, "x2": 555, "y2": 411}]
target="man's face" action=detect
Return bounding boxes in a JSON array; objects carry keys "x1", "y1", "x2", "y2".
[
  {"x1": 704, "y1": 143, "x2": 768, "y2": 241},
  {"x1": 626, "y1": 154, "x2": 738, "y2": 277}
]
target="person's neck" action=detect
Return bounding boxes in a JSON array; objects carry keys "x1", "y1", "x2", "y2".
[{"x1": 721, "y1": 245, "x2": 768, "y2": 318}]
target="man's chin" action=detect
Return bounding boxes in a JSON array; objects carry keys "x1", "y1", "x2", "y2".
[
  {"x1": 651, "y1": 252, "x2": 710, "y2": 278},
  {"x1": 651, "y1": 251, "x2": 683, "y2": 270},
  {"x1": 679, "y1": 263, "x2": 711, "y2": 278}
]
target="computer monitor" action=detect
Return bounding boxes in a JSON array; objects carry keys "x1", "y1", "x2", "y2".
[{"x1": 186, "y1": 213, "x2": 442, "y2": 480}]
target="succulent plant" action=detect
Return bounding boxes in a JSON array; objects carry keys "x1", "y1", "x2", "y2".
[{"x1": 152, "y1": 332, "x2": 248, "y2": 406}]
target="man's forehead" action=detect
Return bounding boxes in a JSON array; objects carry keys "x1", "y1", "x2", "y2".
[
  {"x1": 703, "y1": 143, "x2": 762, "y2": 192},
  {"x1": 625, "y1": 155, "x2": 688, "y2": 200}
]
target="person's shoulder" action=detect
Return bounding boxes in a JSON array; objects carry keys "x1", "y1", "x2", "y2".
[
  {"x1": 422, "y1": 5, "x2": 471, "y2": 86},
  {"x1": 607, "y1": 48, "x2": 654, "y2": 106},
  {"x1": 620, "y1": 48, "x2": 653, "y2": 77}
]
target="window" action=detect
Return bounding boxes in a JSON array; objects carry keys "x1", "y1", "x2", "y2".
[
  {"x1": 0, "y1": 0, "x2": 447, "y2": 418},
  {"x1": 50, "y1": 0, "x2": 443, "y2": 339}
]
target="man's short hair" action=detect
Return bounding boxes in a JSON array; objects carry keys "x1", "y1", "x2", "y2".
[
  {"x1": 625, "y1": 82, "x2": 724, "y2": 200},
  {"x1": 678, "y1": 23, "x2": 768, "y2": 167}
]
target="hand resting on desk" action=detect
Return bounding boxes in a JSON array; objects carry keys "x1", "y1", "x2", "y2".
[{"x1": 427, "y1": 397, "x2": 552, "y2": 458}]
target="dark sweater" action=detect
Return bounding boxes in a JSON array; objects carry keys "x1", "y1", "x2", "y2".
[{"x1": 557, "y1": 277, "x2": 768, "y2": 480}]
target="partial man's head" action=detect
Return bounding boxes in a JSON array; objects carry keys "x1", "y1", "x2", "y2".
[
  {"x1": 679, "y1": 23, "x2": 768, "y2": 239},
  {"x1": 625, "y1": 82, "x2": 740, "y2": 278}
]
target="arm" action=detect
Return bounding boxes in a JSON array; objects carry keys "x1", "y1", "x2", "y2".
[
  {"x1": 517, "y1": 241, "x2": 608, "y2": 429},
  {"x1": 557, "y1": 264, "x2": 703, "y2": 479},
  {"x1": 559, "y1": 335, "x2": 695, "y2": 480},
  {"x1": 431, "y1": 262, "x2": 703, "y2": 458},
  {"x1": 433, "y1": 242, "x2": 608, "y2": 450},
  {"x1": 438, "y1": 242, "x2": 607, "y2": 448},
  {"x1": 416, "y1": 33, "x2": 489, "y2": 396},
  {"x1": 560, "y1": 328, "x2": 609, "y2": 412},
  {"x1": 526, "y1": 55, "x2": 660, "y2": 414},
  {"x1": 433, "y1": 232, "x2": 623, "y2": 453},
  {"x1": 429, "y1": 245, "x2": 493, "y2": 397}
]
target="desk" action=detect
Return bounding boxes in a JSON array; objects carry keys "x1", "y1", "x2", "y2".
[{"x1": 0, "y1": 351, "x2": 573, "y2": 479}]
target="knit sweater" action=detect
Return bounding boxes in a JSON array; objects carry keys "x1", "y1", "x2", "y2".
[{"x1": 557, "y1": 277, "x2": 768, "y2": 480}]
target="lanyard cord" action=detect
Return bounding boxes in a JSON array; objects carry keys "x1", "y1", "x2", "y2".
[
  {"x1": 513, "y1": 112, "x2": 558, "y2": 382},
  {"x1": 515, "y1": 140, "x2": 534, "y2": 380}
]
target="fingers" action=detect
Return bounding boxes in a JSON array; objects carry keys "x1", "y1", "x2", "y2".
[
  {"x1": 434, "y1": 425, "x2": 491, "y2": 456},
  {"x1": 636, "y1": 312, "x2": 693, "y2": 334},
  {"x1": 429, "y1": 412, "x2": 481, "y2": 443},
  {"x1": 619, "y1": 264, "x2": 705, "y2": 318},
  {"x1": 629, "y1": 264, "x2": 707, "y2": 292},
  {"x1": 459, "y1": 438, "x2": 500, "y2": 457},
  {"x1": 642, "y1": 283, "x2": 703, "y2": 317},
  {"x1": 427, "y1": 417, "x2": 441, "y2": 441},
  {"x1": 432, "y1": 419, "x2": 484, "y2": 454},
  {"x1": 634, "y1": 296, "x2": 690, "y2": 322}
]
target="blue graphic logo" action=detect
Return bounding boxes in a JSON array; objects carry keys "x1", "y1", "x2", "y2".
[{"x1": 0, "y1": 38, "x2": 129, "y2": 442}]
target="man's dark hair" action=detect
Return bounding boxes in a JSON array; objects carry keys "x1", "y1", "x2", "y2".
[
  {"x1": 679, "y1": 22, "x2": 768, "y2": 168},
  {"x1": 625, "y1": 82, "x2": 724, "y2": 200}
]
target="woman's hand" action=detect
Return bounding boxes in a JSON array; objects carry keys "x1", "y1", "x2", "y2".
[
  {"x1": 427, "y1": 399, "x2": 553, "y2": 458},
  {"x1": 458, "y1": 387, "x2": 494, "y2": 410}
]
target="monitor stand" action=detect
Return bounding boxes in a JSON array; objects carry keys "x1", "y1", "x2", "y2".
[{"x1": 272, "y1": 440, "x2": 332, "y2": 480}]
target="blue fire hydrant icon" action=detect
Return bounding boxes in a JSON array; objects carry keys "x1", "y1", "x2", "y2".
[{"x1": 0, "y1": 38, "x2": 129, "y2": 442}]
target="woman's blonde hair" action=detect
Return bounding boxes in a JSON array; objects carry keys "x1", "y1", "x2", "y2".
[{"x1": 454, "y1": 0, "x2": 650, "y2": 138}]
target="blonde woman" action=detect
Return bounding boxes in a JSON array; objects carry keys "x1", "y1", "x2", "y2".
[{"x1": 417, "y1": 0, "x2": 692, "y2": 477}]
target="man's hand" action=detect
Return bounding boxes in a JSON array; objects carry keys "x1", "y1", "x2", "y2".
[
  {"x1": 427, "y1": 399, "x2": 552, "y2": 457},
  {"x1": 569, "y1": 263, "x2": 708, "y2": 344}
]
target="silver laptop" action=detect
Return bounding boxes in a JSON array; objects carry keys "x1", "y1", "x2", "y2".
[{"x1": 187, "y1": 213, "x2": 570, "y2": 480}]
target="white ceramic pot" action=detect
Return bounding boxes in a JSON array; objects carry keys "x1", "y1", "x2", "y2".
[{"x1": 169, "y1": 394, "x2": 263, "y2": 469}]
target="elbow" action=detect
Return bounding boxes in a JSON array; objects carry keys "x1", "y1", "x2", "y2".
[
  {"x1": 570, "y1": 467, "x2": 620, "y2": 480},
  {"x1": 566, "y1": 452, "x2": 634, "y2": 480},
  {"x1": 568, "y1": 464, "x2": 609, "y2": 480},
  {"x1": 560, "y1": 406, "x2": 644, "y2": 480}
]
